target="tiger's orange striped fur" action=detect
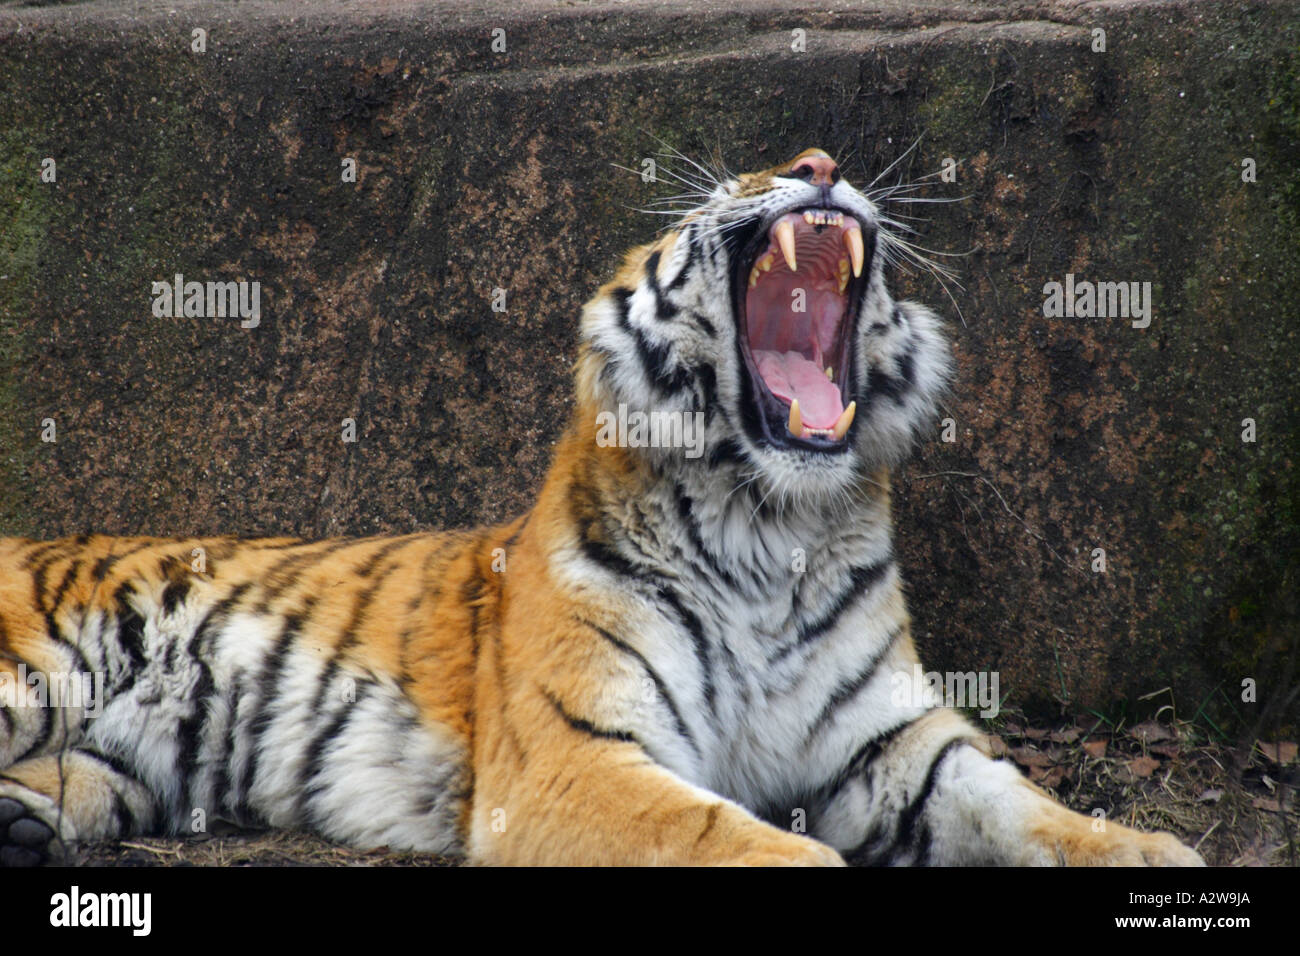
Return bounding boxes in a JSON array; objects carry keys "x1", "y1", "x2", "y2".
[{"x1": 0, "y1": 150, "x2": 1202, "y2": 866}]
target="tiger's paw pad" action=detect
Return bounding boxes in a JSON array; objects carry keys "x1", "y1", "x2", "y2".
[{"x1": 0, "y1": 796, "x2": 58, "y2": 867}]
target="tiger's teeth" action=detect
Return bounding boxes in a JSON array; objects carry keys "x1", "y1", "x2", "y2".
[
  {"x1": 803, "y1": 211, "x2": 814, "y2": 225},
  {"x1": 774, "y1": 220, "x2": 797, "y2": 272},
  {"x1": 837, "y1": 257, "x2": 849, "y2": 293},
  {"x1": 844, "y1": 223, "x2": 864, "y2": 277},
  {"x1": 831, "y1": 401, "x2": 857, "y2": 440},
  {"x1": 787, "y1": 398, "x2": 803, "y2": 438},
  {"x1": 825, "y1": 366, "x2": 833, "y2": 380},
  {"x1": 749, "y1": 264, "x2": 760, "y2": 287}
]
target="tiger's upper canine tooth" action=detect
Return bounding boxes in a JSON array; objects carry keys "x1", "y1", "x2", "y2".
[
  {"x1": 831, "y1": 401, "x2": 856, "y2": 441},
  {"x1": 774, "y1": 219, "x2": 797, "y2": 272},
  {"x1": 843, "y1": 222, "x2": 864, "y2": 278},
  {"x1": 787, "y1": 398, "x2": 803, "y2": 438},
  {"x1": 825, "y1": 366, "x2": 833, "y2": 380}
]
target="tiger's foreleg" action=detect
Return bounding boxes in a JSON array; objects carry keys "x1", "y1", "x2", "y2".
[
  {"x1": 0, "y1": 749, "x2": 156, "y2": 865},
  {"x1": 469, "y1": 691, "x2": 845, "y2": 866},
  {"x1": 814, "y1": 709, "x2": 1204, "y2": 866}
]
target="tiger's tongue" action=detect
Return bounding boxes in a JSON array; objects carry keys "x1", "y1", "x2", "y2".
[{"x1": 754, "y1": 350, "x2": 844, "y2": 428}]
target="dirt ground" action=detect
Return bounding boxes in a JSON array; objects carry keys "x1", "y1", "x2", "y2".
[{"x1": 69, "y1": 714, "x2": 1297, "y2": 867}]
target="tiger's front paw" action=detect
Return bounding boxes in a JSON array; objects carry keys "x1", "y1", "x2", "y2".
[
  {"x1": 1109, "y1": 829, "x2": 1205, "y2": 867},
  {"x1": 1030, "y1": 810, "x2": 1204, "y2": 867}
]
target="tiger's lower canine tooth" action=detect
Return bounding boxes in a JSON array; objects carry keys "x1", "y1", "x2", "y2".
[
  {"x1": 787, "y1": 398, "x2": 803, "y2": 438},
  {"x1": 831, "y1": 401, "x2": 856, "y2": 440},
  {"x1": 774, "y1": 219, "x2": 797, "y2": 272}
]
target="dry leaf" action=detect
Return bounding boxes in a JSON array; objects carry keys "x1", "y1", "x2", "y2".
[
  {"x1": 1024, "y1": 727, "x2": 1049, "y2": 740},
  {"x1": 1050, "y1": 728, "x2": 1082, "y2": 744},
  {"x1": 1252, "y1": 797, "x2": 1282, "y2": 813},
  {"x1": 1011, "y1": 746, "x2": 1053, "y2": 769},
  {"x1": 1150, "y1": 743, "x2": 1182, "y2": 759},
  {"x1": 1126, "y1": 755, "x2": 1161, "y2": 778},
  {"x1": 1257, "y1": 741, "x2": 1299, "y2": 765},
  {"x1": 1130, "y1": 720, "x2": 1175, "y2": 744},
  {"x1": 1030, "y1": 765, "x2": 1067, "y2": 789},
  {"x1": 1082, "y1": 739, "x2": 1108, "y2": 759},
  {"x1": 1198, "y1": 788, "x2": 1223, "y2": 803}
]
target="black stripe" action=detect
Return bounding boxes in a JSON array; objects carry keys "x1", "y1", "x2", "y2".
[
  {"x1": 673, "y1": 483, "x2": 737, "y2": 590},
  {"x1": 46, "y1": 558, "x2": 83, "y2": 619},
  {"x1": 112, "y1": 584, "x2": 148, "y2": 671},
  {"x1": 644, "y1": 250, "x2": 679, "y2": 321},
  {"x1": 291, "y1": 539, "x2": 421, "y2": 803},
  {"x1": 897, "y1": 344, "x2": 916, "y2": 388},
  {"x1": 21, "y1": 540, "x2": 71, "y2": 571},
  {"x1": 686, "y1": 309, "x2": 716, "y2": 337},
  {"x1": 301, "y1": 680, "x2": 373, "y2": 823},
  {"x1": 175, "y1": 583, "x2": 250, "y2": 814},
  {"x1": 707, "y1": 438, "x2": 746, "y2": 468},
  {"x1": 772, "y1": 560, "x2": 894, "y2": 663},
  {"x1": 861, "y1": 343, "x2": 916, "y2": 407},
  {"x1": 631, "y1": 322, "x2": 690, "y2": 393},
  {"x1": 208, "y1": 669, "x2": 242, "y2": 819},
  {"x1": 109, "y1": 789, "x2": 134, "y2": 837},
  {"x1": 654, "y1": 585, "x2": 716, "y2": 717},
  {"x1": 253, "y1": 538, "x2": 360, "y2": 611},
  {"x1": 544, "y1": 688, "x2": 638, "y2": 744},
  {"x1": 612, "y1": 280, "x2": 692, "y2": 395},
  {"x1": 86, "y1": 539, "x2": 166, "y2": 581},
  {"x1": 569, "y1": 488, "x2": 650, "y2": 582},
  {"x1": 806, "y1": 623, "x2": 905, "y2": 736},
  {"x1": 79, "y1": 746, "x2": 138, "y2": 781},
  {"x1": 161, "y1": 577, "x2": 191, "y2": 615},
  {"x1": 719, "y1": 215, "x2": 761, "y2": 264},
  {"x1": 579, "y1": 617, "x2": 699, "y2": 757},
  {"x1": 14, "y1": 701, "x2": 51, "y2": 762},
  {"x1": 692, "y1": 363, "x2": 720, "y2": 427},
  {"x1": 666, "y1": 223, "x2": 699, "y2": 292},
  {"x1": 461, "y1": 551, "x2": 489, "y2": 652},
  {"x1": 501, "y1": 515, "x2": 529, "y2": 554},
  {"x1": 30, "y1": 549, "x2": 93, "y2": 693},
  {"x1": 234, "y1": 605, "x2": 310, "y2": 823},
  {"x1": 812, "y1": 719, "x2": 913, "y2": 803},
  {"x1": 891, "y1": 740, "x2": 967, "y2": 863}
]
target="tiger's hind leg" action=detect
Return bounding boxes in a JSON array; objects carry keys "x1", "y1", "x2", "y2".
[{"x1": 0, "y1": 749, "x2": 156, "y2": 866}]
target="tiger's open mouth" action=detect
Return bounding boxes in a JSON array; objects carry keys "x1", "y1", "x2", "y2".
[{"x1": 734, "y1": 206, "x2": 871, "y2": 453}]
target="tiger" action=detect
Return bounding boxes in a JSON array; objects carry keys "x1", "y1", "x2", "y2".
[{"x1": 0, "y1": 148, "x2": 1203, "y2": 867}]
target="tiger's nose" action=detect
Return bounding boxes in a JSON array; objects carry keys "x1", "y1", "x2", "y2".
[{"x1": 791, "y1": 154, "x2": 839, "y2": 186}]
